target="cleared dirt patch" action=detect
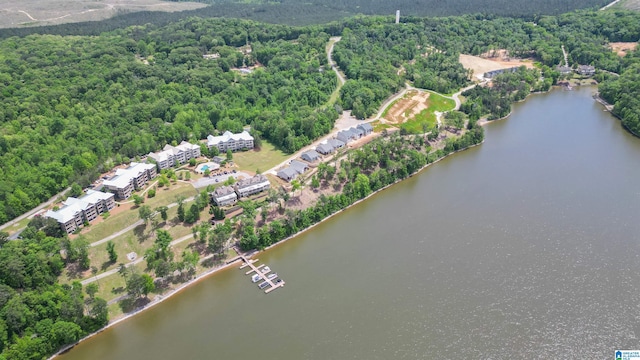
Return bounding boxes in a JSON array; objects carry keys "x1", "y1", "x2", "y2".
[
  {"x1": 609, "y1": 42, "x2": 638, "y2": 57},
  {"x1": 459, "y1": 53, "x2": 535, "y2": 80},
  {"x1": 0, "y1": 0, "x2": 206, "y2": 28},
  {"x1": 382, "y1": 90, "x2": 430, "y2": 124}
]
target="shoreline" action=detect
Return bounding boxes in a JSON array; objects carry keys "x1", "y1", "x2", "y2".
[
  {"x1": 49, "y1": 256, "x2": 243, "y2": 359},
  {"x1": 49, "y1": 132, "x2": 485, "y2": 360}
]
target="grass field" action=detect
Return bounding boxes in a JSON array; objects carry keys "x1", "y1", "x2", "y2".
[
  {"x1": 233, "y1": 142, "x2": 289, "y2": 173},
  {"x1": 400, "y1": 92, "x2": 455, "y2": 134}
]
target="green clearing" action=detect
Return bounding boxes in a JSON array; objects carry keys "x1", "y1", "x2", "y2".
[
  {"x1": 400, "y1": 92, "x2": 455, "y2": 134},
  {"x1": 233, "y1": 142, "x2": 289, "y2": 173}
]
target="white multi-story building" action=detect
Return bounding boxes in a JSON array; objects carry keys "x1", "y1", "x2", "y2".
[
  {"x1": 103, "y1": 162, "x2": 157, "y2": 199},
  {"x1": 207, "y1": 131, "x2": 254, "y2": 152},
  {"x1": 44, "y1": 190, "x2": 115, "y2": 234},
  {"x1": 148, "y1": 141, "x2": 201, "y2": 170}
]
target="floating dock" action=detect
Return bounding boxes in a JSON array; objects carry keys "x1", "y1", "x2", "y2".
[{"x1": 239, "y1": 256, "x2": 285, "y2": 294}]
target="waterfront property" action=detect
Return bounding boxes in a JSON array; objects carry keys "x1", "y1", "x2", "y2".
[
  {"x1": 148, "y1": 141, "x2": 201, "y2": 170},
  {"x1": 358, "y1": 123, "x2": 373, "y2": 135},
  {"x1": 316, "y1": 142, "x2": 335, "y2": 155},
  {"x1": 577, "y1": 65, "x2": 596, "y2": 76},
  {"x1": 44, "y1": 189, "x2": 115, "y2": 234},
  {"x1": 301, "y1": 149, "x2": 320, "y2": 162},
  {"x1": 234, "y1": 174, "x2": 270, "y2": 198},
  {"x1": 328, "y1": 138, "x2": 346, "y2": 150},
  {"x1": 210, "y1": 186, "x2": 238, "y2": 206},
  {"x1": 240, "y1": 256, "x2": 285, "y2": 294},
  {"x1": 556, "y1": 65, "x2": 572, "y2": 75},
  {"x1": 102, "y1": 162, "x2": 157, "y2": 199},
  {"x1": 277, "y1": 167, "x2": 299, "y2": 182},
  {"x1": 207, "y1": 131, "x2": 254, "y2": 152}
]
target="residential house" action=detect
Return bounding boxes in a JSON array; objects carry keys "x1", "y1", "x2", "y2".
[
  {"x1": 337, "y1": 128, "x2": 358, "y2": 144},
  {"x1": 277, "y1": 167, "x2": 299, "y2": 182},
  {"x1": 103, "y1": 162, "x2": 157, "y2": 199},
  {"x1": 207, "y1": 131, "x2": 254, "y2": 152},
  {"x1": 357, "y1": 123, "x2": 373, "y2": 135},
  {"x1": 290, "y1": 160, "x2": 309, "y2": 174},
  {"x1": 316, "y1": 143, "x2": 334, "y2": 155},
  {"x1": 328, "y1": 138, "x2": 345, "y2": 150},
  {"x1": 556, "y1": 65, "x2": 572, "y2": 75},
  {"x1": 577, "y1": 65, "x2": 595, "y2": 76},
  {"x1": 210, "y1": 186, "x2": 238, "y2": 206},
  {"x1": 45, "y1": 190, "x2": 115, "y2": 234},
  {"x1": 234, "y1": 174, "x2": 270, "y2": 198},
  {"x1": 301, "y1": 149, "x2": 320, "y2": 162}
]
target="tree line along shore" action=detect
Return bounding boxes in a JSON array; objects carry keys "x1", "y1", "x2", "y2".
[{"x1": 0, "y1": 8, "x2": 639, "y2": 360}]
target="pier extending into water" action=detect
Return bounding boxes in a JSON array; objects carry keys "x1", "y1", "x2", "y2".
[{"x1": 239, "y1": 256, "x2": 285, "y2": 294}]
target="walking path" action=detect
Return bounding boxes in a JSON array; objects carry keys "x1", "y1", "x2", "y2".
[
  {"x1": 561, "y1": 45, "x2": 569, "y2": 67},
  {"x1": 601, "y1": 0, "x2": 622, "y2": 10},
  {"x1": 82, "y1": 233, "x2": 195, "y2": 285}
]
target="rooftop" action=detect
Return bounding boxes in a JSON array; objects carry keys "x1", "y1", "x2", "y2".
[
  {"x1": 236, "y1": 174, "x2": 269, "y2": 189},
  {"x1": 207, "y1": 130, "x2": 254, "y2": 145},
  {"x1": 104, "y1": 162, "x2": 155, "y2": 189}
]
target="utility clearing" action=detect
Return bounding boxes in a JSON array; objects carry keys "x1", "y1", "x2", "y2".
[{"x1": 609, "y1": 42, "x2": 638, "y2": 57}]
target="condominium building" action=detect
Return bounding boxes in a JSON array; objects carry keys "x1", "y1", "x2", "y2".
[
  {"x1": 210, "y1": 186, "x2": 238, "y2": 206},
  {"x1": 207, "y1": 131, "x2": 254, "y2": 152},
  {"x1": 103, "y1": 162, "x2": 157, "y2": 199},
  {"x1": 234, "y1": 174, "x2": 271, "y2": 198},
  {"x1": 44, "y1": 190, "x2": 115, "y2": 234},
  {"x1": 148, "y1": 141, "x2": 201, "y2": 170}
]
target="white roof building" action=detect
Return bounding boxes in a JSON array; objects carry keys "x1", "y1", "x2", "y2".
[{"x1": 207, "y1": 131, "x2": 254, "y2": 152}]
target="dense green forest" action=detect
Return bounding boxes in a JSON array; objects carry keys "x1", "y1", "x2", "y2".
[
  {"x1": 0, "y1": 0, "x2": 612, "y2": 40},
  {"x1": 0, "y1": 227, "x2": 108, "y2": 359},
  {"x1": 331, "y1": 10, "x2": 640, "y2": 118},
  {"x1": 0, "y1": 19, "x2": 338, "y2": 223},
  {"x1": 599, "y1": 50, "x2": 640, "y2": 135}
]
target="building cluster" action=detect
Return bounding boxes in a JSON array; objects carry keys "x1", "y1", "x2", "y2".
[
  {"x1": 556, "y1": 64, "x2": 596, "y2": 76},
  {"x1": 210, "y1": 174, "x2": 271, "y2": 206},
  {"x1": 45, "y1": 190, "x2": 115, "y2": 234},
  {"x1": 148, "y1": 141, "x2": 201, "y2": 170},
  {"x1": 336, "y1": 123, "x2": 373, "y2": 144},
  {"x1": 207, "y1": 131, "x2": 254, "y2": 153},
  {"x1": 103, "y1": 162, "x2": 157, "y2": 200}
]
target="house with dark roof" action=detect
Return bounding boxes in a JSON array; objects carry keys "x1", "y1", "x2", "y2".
[
  {"x1": 556, "y1": 65, "x2": 572, "y2": 75},
  {"x1": 301, "y1": 150, "x2": 320, "y2": 162},
  {"x1": 316, "y1": 143, "x2": 334, "y2": 155},
  {"x1": 337, "y1": 129, "x2": 358, "y2": 144},
  {"x1": 210, "y1": 186, "x2": 238, "y2": 206},
  {"x1": 483, "y1": 66, "x2": 519, "y2": 79},
  {"x1": 290, "y1": 160, "x2": 309, "y2": 174},
  {"x1": 357, "y1": 123, "x2": 373, "y2": 135},
  {"x1": 277, "y1": 167, "x2": 299, "y2": 182},
  {"x1": 328, "y1": 138, "x2": 345, "y2": 149}
]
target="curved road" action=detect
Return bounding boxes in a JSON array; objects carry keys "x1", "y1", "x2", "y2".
[{"x1": 327, "y1": 36, "x2": 346, "y2": 85}]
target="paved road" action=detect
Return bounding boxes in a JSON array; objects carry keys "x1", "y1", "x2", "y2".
[
  {"x1": 0, "y1": 186, "x2": 70, "y2": 232},
  {"x1": 82, "y1": 233, "x2": 195, "y2": 285}
]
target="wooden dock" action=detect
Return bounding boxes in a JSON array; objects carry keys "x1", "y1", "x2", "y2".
[{"x1": 239, "y1": 256, "x2": 285, "y2": 294}]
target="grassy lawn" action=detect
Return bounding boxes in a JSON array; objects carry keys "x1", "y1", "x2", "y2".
[
  {"x1": 233, "y1": 142, "x2": 289, "y2": 173},
  {"x1": 4, "y1": 217, "x2": 31, "y2": 235},
  {"x1": 401, "y1": 92, "x2": 455, "y2": 134}
]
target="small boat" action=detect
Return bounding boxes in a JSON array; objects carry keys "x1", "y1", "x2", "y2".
[
  {"x1": 262, "y1": 266, "x2": 271, "y2": 273},
  {"x1": 251, "y1": 274, "x2": 261, "y2": 283},
  {"x1": 258, "y1": 281, "x2": 269, "y2": 289},
  {"x1": 267, "y1": 273, "x2": 278, "y2": 280}
]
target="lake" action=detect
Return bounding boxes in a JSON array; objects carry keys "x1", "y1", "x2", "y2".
[{"x1": 59, "y1": 87, "x2": 640, "y2": 359}]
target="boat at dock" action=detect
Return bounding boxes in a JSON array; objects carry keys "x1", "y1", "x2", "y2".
[
  {"x1": 251, "y1": 274, "x2": 261, "y2": 283},
  {"x1": 267, "y1": 273, "x2": 278, "y2": 280},
  {"x1": 258, "y1": 281, "x2": 269, "y2": 289}
]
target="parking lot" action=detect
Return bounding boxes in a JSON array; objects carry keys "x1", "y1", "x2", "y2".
[{"x1": 191, "y1": 170, "x2": 252, "y2": 189}]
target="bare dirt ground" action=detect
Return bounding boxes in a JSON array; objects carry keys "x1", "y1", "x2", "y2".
[
  {"x1": 609, "y1": 42, "x2": 638, "y2": 56},
  {"x1": 382, "y1": 90, "x2": 430, "y2": 124},
  {"x1": 619, "y1": 0, "x2": 640, "y2": 10},
  {"x1": 459, "y1": 53, "x2": 535, "y2": 80},
  {"x1": 0, "y1": 0, "x2": 206, "y2": 28}
]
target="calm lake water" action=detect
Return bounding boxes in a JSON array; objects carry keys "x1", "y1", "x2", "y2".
[{"x1": 60, "y1": 87, "x2": 640, "y2": 359}]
